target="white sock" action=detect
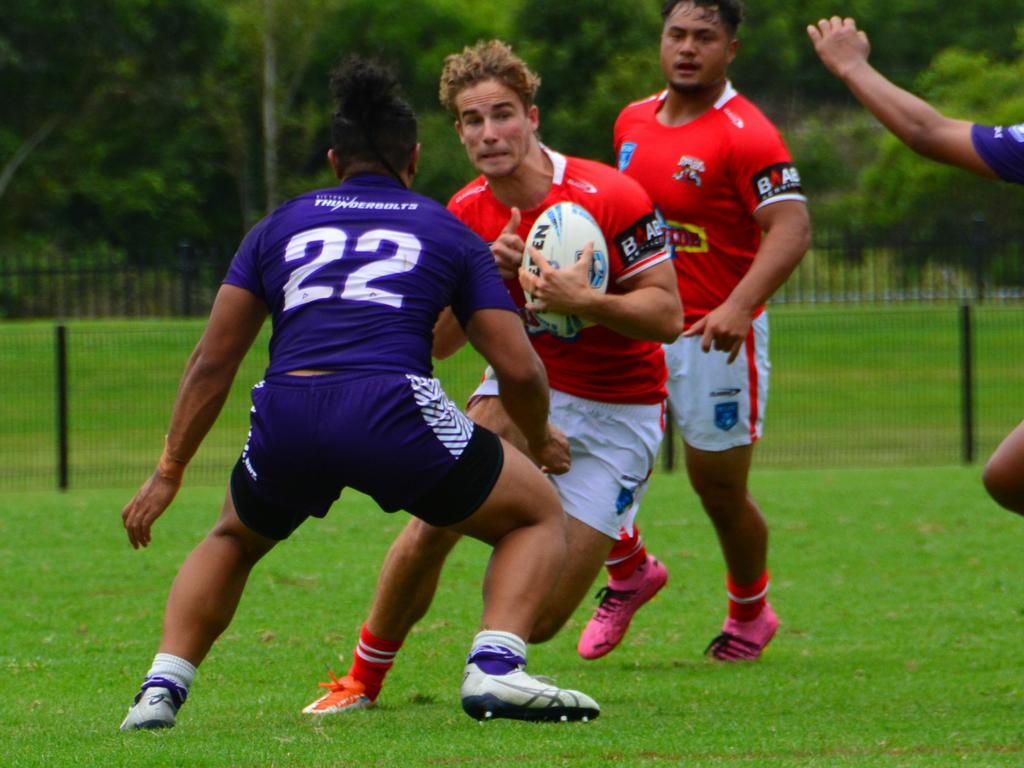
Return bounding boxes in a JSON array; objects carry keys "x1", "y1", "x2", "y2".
[{"x1": 147, "y1": 652, "x2": 197, "y2": 690}]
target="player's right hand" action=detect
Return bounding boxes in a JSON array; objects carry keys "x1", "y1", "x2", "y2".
[
  {"x1": 492, "y1": 207, "x2": 524, "y2": 279},
  {"x1": 531, "y1": 423, "x2": 571, "y2": 475},
  {"x1": 122, "y1": 471, "x2": 181, "y2": 549},
  {"x1": 807, "y1": 17, "x2": 871, "y2": 78}
]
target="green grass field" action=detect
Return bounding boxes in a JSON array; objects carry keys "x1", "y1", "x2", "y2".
[
  {"x1": 2, "y1": 304, "x2": 1022, "y2": 490},
  {"x1": 2, "y1": 467, "x2": 1023, "y2": 766}
]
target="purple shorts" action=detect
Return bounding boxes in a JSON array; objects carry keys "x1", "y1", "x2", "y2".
[{"x1": 229, "y1": 372, "x2": 502, "y2": 539}]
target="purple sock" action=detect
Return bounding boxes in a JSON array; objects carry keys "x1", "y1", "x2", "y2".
[{"x1": 467, "y1": 644, "x2": 526, "y2": 676}]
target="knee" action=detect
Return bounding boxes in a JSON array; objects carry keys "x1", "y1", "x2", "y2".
[
  {"x1": 691, "y1": 477, "x2": 746, "y2": 518},
  {"x1": 403, "y1": 517, "x2": 462, "y2": 556},
  {"x1": 983, "y1": 458, "x2": 1024, "y2": 515},
  {"x1": 208, "y1": 520, "x2": 275, "y2": 565}
]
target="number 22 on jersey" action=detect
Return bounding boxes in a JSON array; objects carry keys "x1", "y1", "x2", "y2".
[{"x1": 282, "y1": 226, "x2": 421, "y2": 311}]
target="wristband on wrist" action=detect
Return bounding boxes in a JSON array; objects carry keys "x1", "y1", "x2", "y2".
[{"x1": 157, "y1": 439, "x2": 188, "y2": 482}]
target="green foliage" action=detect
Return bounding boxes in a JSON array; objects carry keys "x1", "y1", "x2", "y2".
[
  {"x1": 809, "y1": 40, "x2": 1024, "y2": 257},
  {"x1": 2, "y1": 0, "x2": 1024, "y2": 271},
  {"x1": 513, "y1": 0, "x2": 662, "y2": 162},
  {"x1": 284, "y1": 0, "x2": 497, "y2": 201},
  {"x1": 0, "y1": 0, "x2": 233, "y2": 247}
]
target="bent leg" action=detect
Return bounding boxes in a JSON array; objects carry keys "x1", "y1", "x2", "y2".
[
  {"x1": 983, "y1": 420, "x2": 1024, "y2": 514},
  {"x1": 467, "y1": 395, "x2": 531, "y2": 455},
  {"x1": 530, "y1": 516, "x2": 614, "y2": 643},
  {"x1": 365, "y1": 518, "x2": 461, "y2": 639},
  {"x1": 449, "y1": 438, "x2": 568, "y2": 639},
  {"x1": 452, "y1": 439, "x2": 600, "y2": 722},
  {"x1": 363, "y1": 394, "x2": 532, "y2": 641},
  {"x1": 159, "y1": 486, "x2": 278, "y2": 666},
  {"x1": 685, "y1": 442, "x2": 766, "y2": 583}
]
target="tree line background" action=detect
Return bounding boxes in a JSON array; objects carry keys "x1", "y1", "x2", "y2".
[{"x1": 3, "y1": 0, "x2": 1024, "y2": 283}]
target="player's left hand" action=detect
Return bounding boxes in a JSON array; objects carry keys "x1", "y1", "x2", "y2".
[
  {"x1": 122, "y1": 471, "x2": 181, "y2": 549},
  {"x1": 683, "y1": 301, "x2": 751, "y2": 363},
  {"x1": 519, "y1": 243, "x2": 595, "y2": 316},
  {"x1": 492, "y1": 207, "x2": 524, "y2": 279}
]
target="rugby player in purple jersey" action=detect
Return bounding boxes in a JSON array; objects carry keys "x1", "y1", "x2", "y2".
[
  {"x1": 118, "y1": 56, "x2": 599, "y2": 730},
  {"x1": 809, "y1": 17, "x2": 1024, "y2": 514}
]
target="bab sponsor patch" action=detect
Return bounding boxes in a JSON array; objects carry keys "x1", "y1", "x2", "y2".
[{"x1": 752, "y1": 163, "x2": 802, "y2": 204}]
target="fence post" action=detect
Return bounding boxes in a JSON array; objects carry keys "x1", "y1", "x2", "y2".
[
  {"x1": 662, "y1": 405, "x2": 676, "y2": 472},
  {"x1": 179, "y1": 239, "x2": 194, "y2": 316},
  {"x1": 960, "y1": 301, "x2": 975, "y2": 464},
  {"x1": 971, "y1": 213, "x2": 987, "y2": 303},
  {"x1": 55, "y1": 324, "x2": 69, "y2": 490}
]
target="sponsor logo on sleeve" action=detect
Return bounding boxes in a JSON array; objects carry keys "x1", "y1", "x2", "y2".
[
  {"x1": 618, "y1": 142, "x2": 637, "y2": 172},
  {"x1": 614, "y1": 213, "x2": 666, "y2": 267},
  {"x1": 752, "y1": 163, "x2": 802, "y2": 203}
]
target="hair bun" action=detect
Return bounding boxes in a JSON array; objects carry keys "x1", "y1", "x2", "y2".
[{"x1": 332, "y1": 56, "x2": 402, "y2": 125}]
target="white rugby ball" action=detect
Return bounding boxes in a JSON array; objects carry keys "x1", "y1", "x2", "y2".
[{"x1": 522, "y1": 201, "x2": 609, "y2": 340}]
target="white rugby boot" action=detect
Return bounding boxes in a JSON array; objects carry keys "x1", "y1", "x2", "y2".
[
  {"x1": 460, "y1": 662, "x2": 600, "y2": 722},
  {"x1": 119, "y1": 678, "x2": 186, "y2": 731}
]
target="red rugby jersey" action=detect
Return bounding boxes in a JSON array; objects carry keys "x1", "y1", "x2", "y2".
[
  {"x1": 614, "y1": 83, "x2": 805, "y2": 327},
  {"x1": 448, "y1": 148, "x2": 670, "y2": 404}
]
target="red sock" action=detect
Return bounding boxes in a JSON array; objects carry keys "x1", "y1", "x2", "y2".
[
  {"x1": 606, "y1": 526, "x2": 647, "y2": 581},
  {"x1": 347, "y1": 624, "x2": 403, "y2": 701},
  {"x1": 727, "y1": 571, "x2": 769, "y2": 621}
]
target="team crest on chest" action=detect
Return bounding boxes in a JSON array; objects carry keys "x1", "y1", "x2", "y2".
[
  {"x1": 672, "y1": 156, "x2": 705, "y2": 187},
  {"x1": 618, "y1": 142, "x2": 638, "y2": 172}
]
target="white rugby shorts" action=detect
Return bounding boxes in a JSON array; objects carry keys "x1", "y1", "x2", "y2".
[
  {"x1": 665, "y1": 311, "x2": 770, "y2": 451},
  {"x1": 547, "y1": 389, "x2": 664, "y2": 539},
  {"x1": 469, "y1": 371, "x2": 664, "y2": 539}
]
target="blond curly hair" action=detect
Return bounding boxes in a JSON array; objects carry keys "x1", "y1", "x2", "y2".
[{"x1": 438, "y1": 40, "x2": 541, "y2": 115}]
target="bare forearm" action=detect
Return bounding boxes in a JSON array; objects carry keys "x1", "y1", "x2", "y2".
[
  {"x1": 580, "y1": 286, "x2": 682, "y2": 342},
  {"x1": 729, "y1": 217, "x2": 810, "y2": 312},
  {"x1": 496, "y1": 360, "x2": 552, "y2": 448},
  {"x1": 163, "y1": 355, "x2": 241, "y2": 467},
  {"x1": 728, "y1": 240, "x2": 808, "y2": 312},
  {"x1": 838, "y1": 61, "x2": 947, "y2": 154},
  {"x1": 432, "y1": 306, "x2": 468, "y2": 360}
]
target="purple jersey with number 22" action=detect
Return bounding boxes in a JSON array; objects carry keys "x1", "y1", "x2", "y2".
[
  {"x1": 221, "y1": 173, "x2": 515, "y2": 521},
  {"x1": 224, "y1": 173, "x2": 514, "y2": 377}
]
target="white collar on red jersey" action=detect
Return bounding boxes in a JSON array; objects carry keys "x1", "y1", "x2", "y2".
[
  {"x1": 539, "y1": 143, "x2": 568, "y2": 185},
  {"x1": 656, "y1": 80, "x2": 738, "y2": 111}
]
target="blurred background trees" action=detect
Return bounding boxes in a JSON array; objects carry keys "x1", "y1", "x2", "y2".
[{"x1": 2, "y1": 0, "x2": 1022, "y2": 266}]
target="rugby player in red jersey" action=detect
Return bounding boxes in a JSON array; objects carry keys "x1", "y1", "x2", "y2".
[
  {"x1": 613, "y1": 0, "x2": 811, "y2": 661},
  {"x1": 304, "y1": 40, "x2": 683, "y2": 715}
]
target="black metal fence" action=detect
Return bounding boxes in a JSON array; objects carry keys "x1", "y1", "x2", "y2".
[
  {"x1": 2, "y1": 225, "x2": 1024, "y2": 318},
  {"x1": 774, "y1": 226, "x2": 1024, "y2": 305},
  {"x1": 1, "y1": 303, "x2": 1021, "y2": 491},
  {"x1": 0, "y1": 241, "x2": 234, "y2": 319},
  {"x1": 1, "y1": 226, "x2": 1022, "y2": 490}
]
